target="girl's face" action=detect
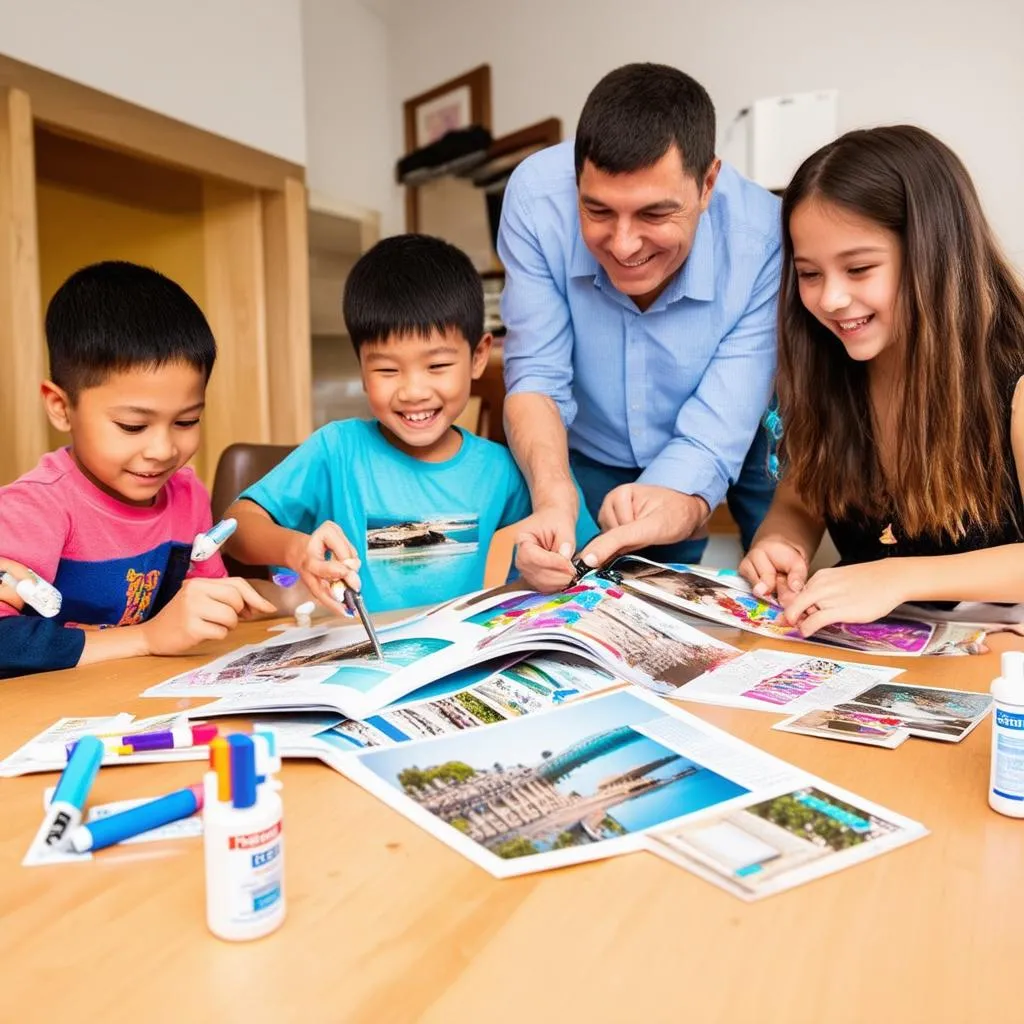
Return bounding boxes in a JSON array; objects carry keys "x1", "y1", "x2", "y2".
[{"x1": 789, "y1": 197, "x2": 903, "y2": 363}]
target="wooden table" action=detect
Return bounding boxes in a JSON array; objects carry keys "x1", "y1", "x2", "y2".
[{"x1": 2, "y1": 618, "x2": 1021, "y2": 1024}]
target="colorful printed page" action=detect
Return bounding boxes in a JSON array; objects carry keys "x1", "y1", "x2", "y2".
[
  {"x1": 679, "y1": 649, "x2": 903, "y2": 715},
  {"x1": 645, "y1": 780, "x2": 927, "y2": 900},
  {"x1": 336, "y1": 687, "x2": 812, "y2": 879},
  {"x1": 603, "y1": 556, "x2": 988, "y2": 657},
  {"x1": 144, "y1": 579, "x2": 741, "y2": 720},
  {"x1": 0, "y1": 714, "x2": 210, "y2": 778}
]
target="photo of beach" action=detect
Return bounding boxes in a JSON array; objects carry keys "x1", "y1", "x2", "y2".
[{"x1": 366, "y1": 514, "x2": 479, "y2": 561}]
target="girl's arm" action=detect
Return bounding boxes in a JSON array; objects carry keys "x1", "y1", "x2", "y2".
[{"x1": 739, "y1": 478, "x2": 826, "y2": 598}]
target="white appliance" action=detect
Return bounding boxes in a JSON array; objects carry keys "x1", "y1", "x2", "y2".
[{"x1": 721, "y1": 90, "x2": 839, "y2": 192}]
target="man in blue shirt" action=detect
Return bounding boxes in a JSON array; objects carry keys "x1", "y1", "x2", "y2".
[{"x1": 498, "y1": 63, "x2": 780, "y2": 591}]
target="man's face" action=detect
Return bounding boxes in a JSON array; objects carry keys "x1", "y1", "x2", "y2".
[{"x1": 578, "y1": 145, "x2": 720, "y2": 310}]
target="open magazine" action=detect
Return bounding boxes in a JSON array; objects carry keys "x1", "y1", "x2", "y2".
[
  {"x1": 145, "y1": 556, "x2": 987, "y2": 721},
  {"x1": 144, "y1": 574, "x2": 742, "y2": 719}
]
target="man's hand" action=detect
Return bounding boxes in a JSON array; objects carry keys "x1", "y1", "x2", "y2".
[
  {"x1": 578, "y1": 484, "x2": 708, "y2": 568},
  {"x1": 781, "y1": 561, "x2": 907, "y2": 636},
  {"x1": 514, "y1": 506, "x2": 579, "y2": 593},
  {"x1": 140, "y1": 578, "x2": 277, "y2": 656},
  {"x1": 289, "y1": 521, "x2": 362, "y2": 615}
]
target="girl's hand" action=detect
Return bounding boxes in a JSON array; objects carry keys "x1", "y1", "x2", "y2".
[
  {"x1": 782, "y1": 561, "x2": 906, "y2": 636},
  {"x1": 739, "y1": 537, "x2": 810, "y2": 604}
]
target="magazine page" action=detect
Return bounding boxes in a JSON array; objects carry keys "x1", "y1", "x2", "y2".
[
  {"x1": 144, "y1": 578, "x2": 741, "y2": 720},
  {"x1": 0, "y1": 713, "x2": 210, "y2": 777},
  {"x1": 602, "y1": 556, "x2": 988, "y2": 657},
  {"x1": 772, "y1": 707, "x2": 911, "y2": 748},
  {"x1": 335, "y1": 687, "x2": 815, "y2": 879},
  {"x1": 679, "y1": 649, "x2": 903, "y2": 715},
  {"x1": 309, "y1": 653, "x2": 625, "y2": 755},
  {"x1": 645, "y1": 780, "x2": 927, "y2": 900}
]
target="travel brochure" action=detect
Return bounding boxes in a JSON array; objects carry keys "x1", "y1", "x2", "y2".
[{"x1": 336, "y1": 687, "x2": 928, "y2": 887}]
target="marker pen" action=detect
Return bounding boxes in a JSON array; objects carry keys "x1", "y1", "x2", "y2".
[
  {"x1": 28, "y1": 735, "x2": 105, "y2": 852},
  {"x1": 0, "y1": 569, "x2": 62, "y2": 618},
  {"x1": 62, "y1": 722, "x2": 219, "y2": 759},
  {"x1": 68, "y1": 783, "x2": 204, "y2": 853},
  {"x1": 190, "y1": 518, "x2": 238, "y2": 563}
]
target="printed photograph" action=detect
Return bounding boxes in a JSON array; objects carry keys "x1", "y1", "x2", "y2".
[
  {"x1": 353, "y1": 690, "x2": 749, "y2": 867},
  {"x1": 773, "y1": 707, "x2": 910, "y2": 747},
  {"x1": 648, "y1": 785, "x2": 912, "y2": 898}
]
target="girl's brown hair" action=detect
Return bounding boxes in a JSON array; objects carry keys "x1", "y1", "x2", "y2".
[{"x1": 778, "y1": 125, "x2": 1024, "y2": 538}]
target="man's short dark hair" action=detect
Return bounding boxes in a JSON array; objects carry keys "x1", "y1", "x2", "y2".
[
  {"x1": 574, "y1": 63, "x2": 716, "y2": 182},
  {"x1": 45, "y1": 260, "x2": 216, "y2": 401},
  {"x1": 343, "y1": 234, "x2": 484, "y2": 353}
]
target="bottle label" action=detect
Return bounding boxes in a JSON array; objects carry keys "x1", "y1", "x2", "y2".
[
  {"x1": 994, "y1": 727, "x2": 1024, "y2": 800},
  {"x1": 224, "y1": 819, "x2": 284, "y2": 923},
  {"x1": 996, "y1": 709, "x2": 1024, "y2": 730}
]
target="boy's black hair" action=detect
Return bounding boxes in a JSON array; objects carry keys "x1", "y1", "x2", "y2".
[
  {"x1": 45, "y1": 261, "x2": 216, "y2": 401},
  {"x1": 343, "y1": 234, "x2": 484, "y2": 353},
  {"x1": 574, "y1": 63, "x2": 716, "y2": 183}
]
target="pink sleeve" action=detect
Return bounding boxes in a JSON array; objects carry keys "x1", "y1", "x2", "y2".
[
  {"x1": 0, "y1": 479, "x2": 72, "y2": 619},
  {"x1": 177, "y1": 469, "x2": 228, "y2": 580}
]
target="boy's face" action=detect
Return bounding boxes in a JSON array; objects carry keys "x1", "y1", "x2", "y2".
[
  {"x1": 42, "y1": 360, "x2": 207, "y2": 507},
  {"x1": 360, "y1": 328, "x2": 491, "y2": 461}
]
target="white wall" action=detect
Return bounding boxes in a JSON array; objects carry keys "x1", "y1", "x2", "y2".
[
  {"x1": 0, "y1": 0, "x2": 306, "y2": 163},
  {"x1": 303, "y1": 0, "x2": 403, "y2": 235},
  {"x1": 379, "y1": 0, "x2": 1024, "y2": 259}
]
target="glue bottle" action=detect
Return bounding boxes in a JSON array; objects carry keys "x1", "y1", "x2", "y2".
[
  {"x1": 203, "y1": 731, "x2": 285, "y2": 940},
  {"x1": 989, "y1": 651, "x2": 1024, "y2": 817}
]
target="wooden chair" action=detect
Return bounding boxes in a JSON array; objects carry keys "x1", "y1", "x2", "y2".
[{"x1": 210, "y1": 442, "x2": 296, "y2": 577}]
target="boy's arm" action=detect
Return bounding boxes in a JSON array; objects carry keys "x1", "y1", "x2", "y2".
[
  {"x1": 0, "y1": 617, "x2": 87, "y2": 679},
  {"x1": 225, "y1": 498, "x2": 307, "y2": 570}
]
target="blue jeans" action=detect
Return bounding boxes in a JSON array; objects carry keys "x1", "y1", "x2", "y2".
[{"x1": 569, "y1": 427, "x2": 776, "y2": 564}]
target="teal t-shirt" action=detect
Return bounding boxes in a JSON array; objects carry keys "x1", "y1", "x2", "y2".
[{"x1": 240, "y1": 419, "x2": 598, "y2": 612}]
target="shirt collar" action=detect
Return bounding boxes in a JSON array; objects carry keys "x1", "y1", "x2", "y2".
[{"x1": 568, "y1": 206, "x2": 717, "y2": 307}]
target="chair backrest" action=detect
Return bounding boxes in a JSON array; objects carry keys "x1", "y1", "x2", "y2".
[{"x1": 210, "y1": 442, "x2": 296, "y2": 577}]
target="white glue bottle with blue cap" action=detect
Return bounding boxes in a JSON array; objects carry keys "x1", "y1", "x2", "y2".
[
  {"x1": 989, "y1": 651, "x2": 1024, "y2": 817},
  {"x1": 203, "y1": 730, "x2": 285, "y2": 940}
]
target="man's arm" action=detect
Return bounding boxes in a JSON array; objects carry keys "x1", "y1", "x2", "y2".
[{"x1": 498, "y1": 163, "x2": 581, "y2": 589}]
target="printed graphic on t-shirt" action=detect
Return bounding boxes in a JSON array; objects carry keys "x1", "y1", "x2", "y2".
[
  {"x1": 119, "y1": 567, "x2": 162, "y2": 625},
  {"x1": 366, "y1": 514, "x2": 479, "y2": 565}
]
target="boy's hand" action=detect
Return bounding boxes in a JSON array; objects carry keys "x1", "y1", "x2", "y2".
[
  {"x1": 140, "y1": 577, "x2": 277, "y2": 656},
  {"x1": 290, "y1": 521, "x2": 362, "y2": 614}
]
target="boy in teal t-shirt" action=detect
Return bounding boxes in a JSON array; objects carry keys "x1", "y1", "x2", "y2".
[{"x1": 227, "y1": 234, "x2": 597, "y2": 613}]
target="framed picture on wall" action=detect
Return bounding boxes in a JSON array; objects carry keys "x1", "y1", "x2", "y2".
[{"x1": 404, "y1": 65, "x2": 492, "y2": 154}]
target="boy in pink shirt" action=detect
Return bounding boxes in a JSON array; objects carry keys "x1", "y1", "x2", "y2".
[{"x1": 0, "y1": 261, "x2": 274, "y2": 678}]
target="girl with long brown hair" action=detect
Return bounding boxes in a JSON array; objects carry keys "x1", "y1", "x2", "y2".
[{"x1": 739, "y1": 125, "x2": 1024, "y2": 634}]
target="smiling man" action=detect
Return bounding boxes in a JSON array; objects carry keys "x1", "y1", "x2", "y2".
[{"x1": 499, "y1": 63, "x2": 781, "y2": 591}]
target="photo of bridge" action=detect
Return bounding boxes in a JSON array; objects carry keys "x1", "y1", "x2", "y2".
[{"x1": 357, "y1": 690, "x2": 749, "y2": 862}]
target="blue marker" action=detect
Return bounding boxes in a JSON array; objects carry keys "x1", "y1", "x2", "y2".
[
  {"x1": 68, "y1": 783, "x2": 205, "y2": 853},
  {"x1": 30, "y1": 735, "x2": 105, "y2": 852},
  {"x1": 190, "y1": 517, "x2": 238, "y2": 563},
  {"x1": 228, "y1": 734, "x2": 258, "y2": 809}
]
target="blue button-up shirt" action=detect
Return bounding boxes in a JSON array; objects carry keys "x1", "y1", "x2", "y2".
[{"x1": 498, "y1": 140, "x2": 780, "y2": 510}]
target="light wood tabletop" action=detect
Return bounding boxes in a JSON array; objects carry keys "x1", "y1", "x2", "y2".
[{"x1": 2, "y1": 616, "x2": 1022, "y2": 1024}]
